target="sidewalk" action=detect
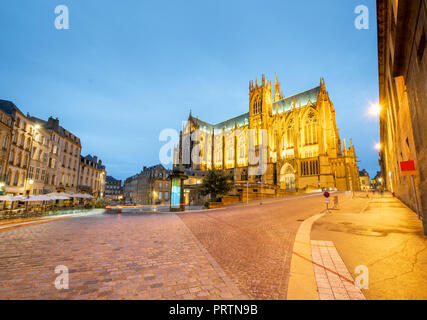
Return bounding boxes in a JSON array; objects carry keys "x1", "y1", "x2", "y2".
[{"x1": 311, "y1": 193, "x2": 427, "y2": 300}]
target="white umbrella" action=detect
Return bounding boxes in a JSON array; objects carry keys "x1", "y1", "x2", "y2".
[
  {"x1": 20, "y1": 195, "x2": 54, "y2": 202},
  {"x1": 69, "y1": 193, "x2": 94, "y2": 199},
  {"x1": 49, "y1": 195, "x2": 70, "y2": 200},
  {"x1": 45, "y1": 192, "x2": 71, "y2": 200},
  {"x1": 0, "y1": 195, "x2": 20, "y2": 201}
]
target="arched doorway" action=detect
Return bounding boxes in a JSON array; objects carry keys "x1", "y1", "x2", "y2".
[{"x1": 280, "y1": 163, "x2": 295, "y2": 190}]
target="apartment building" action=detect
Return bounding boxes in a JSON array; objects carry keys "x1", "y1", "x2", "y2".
[
  {"x1": 377, "y1": 0, "x2": 427, "y2": 233},
  {"x1": 0, "y1": 108, "x2": 12, "y2": 189},
  {"x1": 0, "y1": 99, "x2": 107, "y2": 198},
  {"x1": 79, "y1": 155, "x2": 106, "y2": 198},
  {"x1": 123, "y1": 164, "x2": 170, "y2": 205},
  {"x1": 30, "y1": 116, "x2": 82, "y2": 194},
  {"x1": 105, "y1": 176, "x2": 123, "y2": 201}
]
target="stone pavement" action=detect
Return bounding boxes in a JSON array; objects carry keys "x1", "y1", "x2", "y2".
[
  {"x1": 0, "y1": 212, "x2": 246, "y2": 300},
  {"x1": 312, "y1": 193, "x2": 427, "y2": 300},
  {"x1": 179, "y1": 193, "x2": 347, "y2": 300},
  {"x1": 311, "y1": 240, "x2": 365, "y2": 300}
]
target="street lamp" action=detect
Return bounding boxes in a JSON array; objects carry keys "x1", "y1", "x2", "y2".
[{"x1": 368, "y1": 104, "x2": 381, "y2": 117}]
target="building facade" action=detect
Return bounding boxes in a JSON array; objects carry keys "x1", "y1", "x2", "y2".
[
  {"x1": 359, "y1": 169, "x2": 370, "y2": 191},
  {"x1": 123, "y1": 164, "x2": 170, "y2": 204},
  {"x1": 0, "y1": 101, "x2": 34, "y2": 196},
  {"x1": 0, "y1": 108, "x2": 12, "y2": 190},
  {"x1": 0, "y1": 99, "x2": 107, "y2": 198},
  {"x1": 79, "y1": 155, "x2": 106, "y2": 198},
  {"x1": 377, "y1": 0, "x2": 426, "y2": 233},
  {"x1": 105, "y1": 176, "x2": 123, "y2": 201},
  {"x1": 30, "y1": 116, "x2": 82, "y2": 195},
  {"x1": 175, "y1": 77, "x2": 360, "y2": 193}
]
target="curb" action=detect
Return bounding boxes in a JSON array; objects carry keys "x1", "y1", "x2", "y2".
[{"x1": 287, "y1": 213, "x2": 325, "y2": 300}]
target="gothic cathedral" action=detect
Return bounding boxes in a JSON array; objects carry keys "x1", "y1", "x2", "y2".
[{"x1": 175, "y1": 76, "x2": 360, "y2": 192}]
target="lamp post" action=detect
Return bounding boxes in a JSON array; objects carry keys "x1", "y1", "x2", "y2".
[
  {"x1": 25, "y1": 179, "x2": 34, "y2": 212},
  {"x1": 23, "y1": 124, "x2": 39, "y2": 195}
]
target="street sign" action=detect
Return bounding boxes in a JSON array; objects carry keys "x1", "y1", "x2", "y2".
[
  {"x1": 324, "y1": 198, "x2": 330, "y2": 204},
  {"x1": 323, "y1": 191, "x2": 330, "y2": 198},
  {"x1": 400, "y1": 160, "x2": 416, "y2": 176}
]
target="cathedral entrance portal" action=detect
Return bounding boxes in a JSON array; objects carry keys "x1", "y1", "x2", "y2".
[{"x1": 280, "y1": 163, "x2": 295, "y2": 190}]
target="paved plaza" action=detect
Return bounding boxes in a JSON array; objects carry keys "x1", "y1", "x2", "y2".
[
  {"x1": 0, "y1": 193, "x2": 331, "y2": 300},
  {"x1": 0, "y1": 213, "x2": 246, "y2": 299},
  {"x1": 0, "y1": 192, "x2": 425, "y2": 300}
]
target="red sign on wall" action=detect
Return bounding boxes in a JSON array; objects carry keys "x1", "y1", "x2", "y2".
[{"x1": 400, "y1": 160, "x2": 416, "y2": 176}]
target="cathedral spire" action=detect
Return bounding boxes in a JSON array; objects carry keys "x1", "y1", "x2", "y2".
[{"x1": 274, "y1": 73, "x2": 283, "y2": 102}]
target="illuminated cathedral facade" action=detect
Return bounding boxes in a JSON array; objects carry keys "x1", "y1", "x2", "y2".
[{"x1": 174, "y1": 76, "x2": 360, "y2": 192}]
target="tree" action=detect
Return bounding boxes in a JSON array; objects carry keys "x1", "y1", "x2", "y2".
[{"x1": 198, "y1": 170, "x2": 233, "y2": 202}]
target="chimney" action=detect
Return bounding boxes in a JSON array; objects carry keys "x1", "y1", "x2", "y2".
[{"x1": 47, "y1": 116, "x2": 59, "y2": 130}]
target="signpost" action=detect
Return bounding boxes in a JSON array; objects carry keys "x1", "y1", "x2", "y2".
[
  {"x1": 323, "y1": 191, "x2": 330, "y2": 213},
  {"x1": 400, "y1": 160, "x2": 421, "y2": 220}
]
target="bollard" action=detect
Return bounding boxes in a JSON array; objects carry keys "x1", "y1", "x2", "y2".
[{"x1": 333, "y1": 196, "x2": 339, "y2": 209}]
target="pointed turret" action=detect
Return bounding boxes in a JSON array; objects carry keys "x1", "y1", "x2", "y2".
[{"x1": 274, "y1": 73, "x2": 283, "y2": 102}]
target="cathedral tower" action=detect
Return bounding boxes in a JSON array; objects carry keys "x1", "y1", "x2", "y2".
[{"x1": 249, "y1": 74, "x2": 272, "y2": 129}]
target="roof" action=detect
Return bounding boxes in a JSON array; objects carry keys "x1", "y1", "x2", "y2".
[
  {"x1": 0, "y1": 99, "x2": 23, "y2": 117},
  {"x1": 142, "y1": 164, "x2": 167, "y2": 172},
  {"x1": 106, "y1": 176, "x2": 121, "y2": 184},
  {"x1": 189, "y1": 86, "x2": 321, "y2": 131},
  {"x1": 30, "y1": 116, "x2": 81, "y2": 146},
  {"x1": 190, "y1": 112, "x2": 249, "y2": 132},
  {"x1": 81, "y1": 154, "x2": 105, "y2": 170},
  {"x1": 273, "y1": 86, "x2": 320, "y2": 115}
]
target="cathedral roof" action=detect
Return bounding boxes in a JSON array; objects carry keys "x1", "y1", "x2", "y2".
[
  {"x1": 191, "y1": 112, "x2": 249, "y2": 132},
  {"x1": 273, "y1": 86, "x2": 320, "y2": 115},
  {"x1": 189, "y1": 85, "x2": 320, "y2": 131}
]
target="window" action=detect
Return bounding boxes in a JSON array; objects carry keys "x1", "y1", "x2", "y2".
[
  {"x1": 239, "y1": 134, "x2": 245, "y2": 158},
  {"x1": 159, "y1": 192, "x2": 163, "y2": 200},
  {"x1": 35, "y1": 168, "x2": 40, "y2": 180},
  {"x1": 164, "y1": 192, "x2": 169, "y2": 200},
  {"x1": 159, "y1": 182, "x2": 162, "y2": 189},
  {"x1": 226, "y1": 135, "x2": 234, "y2": 161},
  {"x1": 285, "y1": 117, "x2": 295, "y2": 149},
  {"x1": 300, "y1": 160, "x2": 320, "y2": 176},
  {"x1": 304, "y1": 111, "x2": 318, "y2": 145},
  {"x1": 2, "y1": 136, "x2": 8, "y2": 149},
  {"x1": 418, "y1": 31, "x2": 426, "y2": 64},
  {"x1": 29, "y1": 166, "x2": 34, "y2": 179},
  {"x1": 13, "y1": 172, "x2": 19, "y2": 186}
]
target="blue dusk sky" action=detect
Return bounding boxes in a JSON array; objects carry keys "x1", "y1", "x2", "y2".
[{"x1": 0, "y1": 0, "x2": 380, "y2": 180}]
